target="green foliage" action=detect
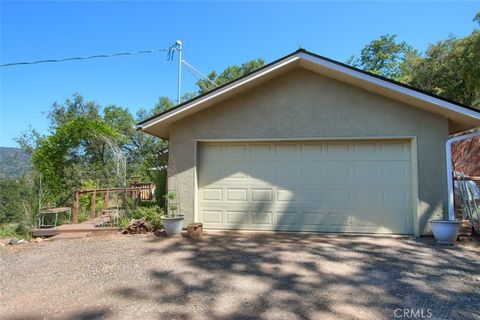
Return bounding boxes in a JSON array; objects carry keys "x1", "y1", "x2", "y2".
[
  {"x1": 119, "y1": 216, "x2": 132, "y2": 229},
  {"x1": 153, "y1": 96, "x2": 175, "y2": 114},
  {"x1": 32, "y1": 117, "x2": 119, "y2": 204},
  {"x1": 348, "y1": 12, "x2": 480, "y2": 108},
  {"x1": 197, "y1": 58, "x2": 265, "y2": 94},
  {"x1": 0, "y1": 223, "x2": 32, "y2": 240},
  {"x1": 347, "y1": 34, "x2": 416, "y2": 81},
  {"x1": 166, "y1": 191, "x2": 178, "y2": 217},
  {"x1": 130, "y1": 204, "x2": 164, "y2": 229},
  {"x1": 0, "y1": 176, "x2": 37, "y2": 225},
  {"x1": 408, "y1": 31, "x2": 480, "y2": 107}
]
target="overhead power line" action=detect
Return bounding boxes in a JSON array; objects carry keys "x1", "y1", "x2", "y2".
[{"x1": 0, "y1": 48, "x2": 172, "y2": 67}]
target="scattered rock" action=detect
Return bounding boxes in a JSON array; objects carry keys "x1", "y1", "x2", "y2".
[
  {"x1": 35, "y1": 238, "x2": 44, "y2": 243},
  {"x1": 8, "y1": 238, "x2": 19, "y2": 245}
]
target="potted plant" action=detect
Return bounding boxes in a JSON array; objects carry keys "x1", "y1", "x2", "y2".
[
  {"x1": 429, "y1": 219, "x2": 461, "y2": 245},
  {"x1": 161, "y1": 192, "x2": 184, "y2": 236}
]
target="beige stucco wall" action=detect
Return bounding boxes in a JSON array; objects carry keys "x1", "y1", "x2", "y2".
[{"x1": 168, "y1": 68, "x2": 449, "y2": 235}]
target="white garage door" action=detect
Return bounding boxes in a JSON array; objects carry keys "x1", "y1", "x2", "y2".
[{"x1": 197, "y1": 140, "x2": 413, "y2": 234}]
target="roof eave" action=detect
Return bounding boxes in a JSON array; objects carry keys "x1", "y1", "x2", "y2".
[{"x1": 137, "y1": 49, "x2": 480, "y2": 138}]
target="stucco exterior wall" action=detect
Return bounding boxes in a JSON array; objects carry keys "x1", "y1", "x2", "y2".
[{"x1": 168, "y1": 68, "x2": 449, "y2": 235}]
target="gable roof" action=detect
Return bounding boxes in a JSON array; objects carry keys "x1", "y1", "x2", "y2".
[{"x1": 137, "y1": 49, "x2": 480, "y2": 138}]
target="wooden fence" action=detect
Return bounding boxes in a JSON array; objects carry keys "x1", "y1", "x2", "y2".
[{"x1": 72, "y1": 185, "x2": 154, "y2": 223}]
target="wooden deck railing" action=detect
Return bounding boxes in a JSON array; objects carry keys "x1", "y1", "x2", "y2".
[{"x1": 72, "y1": 186, "x2": 154, "y2": 223}]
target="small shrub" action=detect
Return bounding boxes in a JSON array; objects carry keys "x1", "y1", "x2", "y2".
[
  {"x1": 119, "y1": 216, "x2": 132, "y2": 229},
  {"x1": 77, "y1": 208, "x2": 90, "y2": 223},
  {"x1": 166, "y1": 192, "x2": 178, "y2": 217},
  {"x1": 130, "y1": 205, "x2": 164, "y2": 230},
  {"x1": 0, "y1": 223, "x2": 32, "y2": 240}
]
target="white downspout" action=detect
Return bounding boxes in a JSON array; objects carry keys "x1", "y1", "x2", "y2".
[{"x1": 446, "y1": 131, "x2": 480, "y2": 220}]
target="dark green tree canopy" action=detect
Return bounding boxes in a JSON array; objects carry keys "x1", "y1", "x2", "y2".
[
  {"x1": 196, "y1": 58, "x2": 265, "y2": 94},
  {"x1": 348, "y1": 12, "x2": 480, "y2": 108},
  {"x1": 347, "y1": 34, "x2": 416, "y2": 81}
]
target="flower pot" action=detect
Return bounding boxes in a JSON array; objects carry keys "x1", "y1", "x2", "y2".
[
  {"x1": 161, "y1": 215, "x2": 185, "y2": 236},
  {"x1": 429, "y1": 220, "x2": 461, "y2": 245}
]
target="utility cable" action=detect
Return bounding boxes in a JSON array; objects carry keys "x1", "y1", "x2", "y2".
[{"x1": 1, "y1": 48, "x2": 173, "y2": 67}]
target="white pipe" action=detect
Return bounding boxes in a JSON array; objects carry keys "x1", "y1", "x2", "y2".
[
  {"x1": 177, "y1": 40, "x2": 183, "y2": 104},
  {"x1": 446, "y1": 130, "x2": 480, "y2": 220}
]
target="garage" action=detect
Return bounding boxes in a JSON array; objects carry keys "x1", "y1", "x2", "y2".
[
  {"x1": 137, "y1": 49, "x2": 480, "y2": 235},
  {"x1": 197, "y1": 140, "x2": 414, "y2": 234}
]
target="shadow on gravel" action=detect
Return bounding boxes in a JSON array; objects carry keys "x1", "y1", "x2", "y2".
[
  {"x1": 5, "y1": 307, "x2": 111, "y2": 320},
  {"x1": 110, "y1": 233, "x2": 480, "y2": 320}
]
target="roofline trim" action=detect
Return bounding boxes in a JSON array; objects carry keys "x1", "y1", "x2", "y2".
[
  {"x1": 137, "y1": 53, "x2": 301, "y2": 130},
  {"x1": 137, "y1": 49, "x2": 479, "y2": 131},
  {"x1": 297, "y1": 52, "x2": 480, "y2": 120}
]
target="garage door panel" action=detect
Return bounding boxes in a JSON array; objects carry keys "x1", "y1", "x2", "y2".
[
  {"x1": 201, "y1": 188, "x2": 223, "y2": 201},
  {"x1": 382, "y1": 186, "x2": 412, "y2": 209},
  {"x1": 251, "y1": 211, "x2": 273, "y2": 225},
  {"x1": 326, "y1": 143, "x2": 351, "y2": 159},
  {"x1": 380, "y1": 162, "x2": 411, "y2": 184},
  {"x1": 226, "y1": 211, "x2": 248, "y2": 224},
  {"x1": 326, "y1": 163, "x2": 352, "y2": 181},
  {"x1": 276, "y1": 144, "x2": 298, "y2": 159},
  {"x1": 301, "y1": 164, "x2": 325, "y2": 183},
  {"x1": 199, "y1": 144, "x2": 225, "y2": 162},
  {"x1": 301, "y1": 143, "x2": 326, "y2": 159},
  {"x1": 353, "y1": 143, "x2": 379, "y2": 159},
  {"x1": 251, "y1": 144, "x2": 273, "y2": 160},
  {"x1": 198, "y1": 165, "x2": 225, "y2": 187},
  {"x1": 380, "y1": 141, "x2": 411, "y2": 160},
  {"x1": 202, "y1": 210, "x2": 223, "y2": 224},
  {"x1": 251, "y1": 188, "x2": 273, "y2": 202},
  {"x1": 353, "y1": 163, "x2": 381, "y2": 183},
  {"x1": 355, "y1": 187, "x2": 382, "y2": 207},
  {"x1": 226, "y1": 188, "x2": 248, "y2": 201},
  {"x1": 198, "y1": 140, "x2": 413, "y2": 234},
  {"x1": 225, "y1": 162, "x2": 249, "y2": 180},
  {"x1": 277, "y1": 189, "x2": 296, "y2": 202},
  {"x1": 250, "y1": 163, "x2": 275, "y2": 182},
  {"x1": 276, "y1": 164, "x2": 300, "y2": 184},
  {"x1": 276, "y1": 211, "x2": 300, "y2": 227}
]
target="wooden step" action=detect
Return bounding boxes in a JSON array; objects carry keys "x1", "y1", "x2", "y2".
[
  {"x1": 50, "y1": 232, "x2": 90, "y2": 240},
  {"x1": 57, "y1": 224, "x2": 122, "y2": 233},
  {"x1": 32, "y1": 228, "x2": 60, "y2": 237}
]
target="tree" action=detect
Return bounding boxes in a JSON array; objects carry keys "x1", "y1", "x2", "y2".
[
  {"x1": 348, "y1": 12, "x2": 480, "y2": 108},
  {"x1": 0, "y1": 176, "x2": 37, "y2": 225},
  {"x1": 408, "y1": 31, "x2": 480, "y2": 107},
  {"x1": 32, "y1": 117, "x2": 119, "y2": 204},
  {"x1": 48, "y1": 93, "x2": 101, "y2": 129},
  {"x1": 196, "y1": 58, "x2": 265, "y2": 94},
  {"x1": 347, "y1": 34, "x2": 417, "y2": 81}
]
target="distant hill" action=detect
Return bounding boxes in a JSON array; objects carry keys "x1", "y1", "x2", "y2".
[{"x1": 0, "y1": 147, "x2": 32, "y2": 179}]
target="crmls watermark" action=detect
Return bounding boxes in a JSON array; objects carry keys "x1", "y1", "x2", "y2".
[{"x1": 393, "y1": 308, "x2": 433, "y2": 318}]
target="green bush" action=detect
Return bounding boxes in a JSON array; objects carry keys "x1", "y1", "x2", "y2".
[
  {"x1": 119, "y1": 216, "x2": 132, "y2": 229},
  {"x1": 130, "y1": 205, "x2": 164, "y2": 229},
  {"x1": 0, "y1": 223, "x2": 32, "y2": 240}
]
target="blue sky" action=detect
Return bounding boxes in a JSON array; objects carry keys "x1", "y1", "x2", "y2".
[{"x1": 0, "y1": 1, "x2": 479, "y2": 147}]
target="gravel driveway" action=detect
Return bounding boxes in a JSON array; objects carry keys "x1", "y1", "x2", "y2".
[{"x1": 1, "y1": 232, "x2": 479, "y2": 320}]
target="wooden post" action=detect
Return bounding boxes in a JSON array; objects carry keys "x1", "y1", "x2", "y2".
[
  {"x1": 136, "y1": 189, "x2": 141, "y2": 206},
  {"x1": 73, "y1": 191, "x2": 79, "y2": 224},
  {"x1": 103, "y1": 190, "x2": 109, "y2": 210},
  {"x1": 90, "y1": 191, "x2": 96, "y2": 218}
]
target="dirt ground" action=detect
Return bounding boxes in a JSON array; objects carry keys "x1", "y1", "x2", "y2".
[{"x1": 1, "y1": 232, "x2": 479, "y2": 320}]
